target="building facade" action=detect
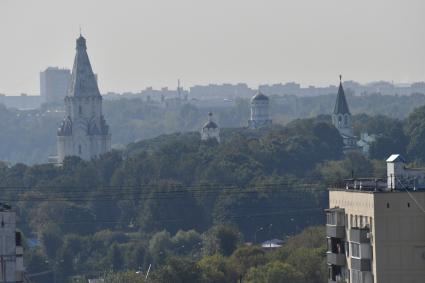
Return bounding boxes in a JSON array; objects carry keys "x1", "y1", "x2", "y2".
[
  {"x1": 327, "y1": 154, "x2": 425, "y2": 283},
  {"x1": 248, "y1": 91, "x2": 272, "y2": 129},
  {"x1": 57, "y1": 35, "x2": 111, "y2": 163},
  {"x1": 0, "y1": 204, "x2": 25, "y2": 283},
  {"x1": 40, "y1": 67, "x2": 71, "y2": 103},
  {"x1": 201, "y1": 112, "x2": 220, "y2": 142}
]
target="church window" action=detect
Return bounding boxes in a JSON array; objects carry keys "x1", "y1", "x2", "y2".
[
  {"x1": 344, "y1": 115, "x2": 348, "y2": 125},
  {"x1": 78, "y1": 145, "x2": 82, "y2": 155}
]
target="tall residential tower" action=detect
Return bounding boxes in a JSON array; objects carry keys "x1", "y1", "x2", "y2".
[
  {"x1": 40, "y1": 67, "x2": 71, "y2": 103},
  {"x1": 57, "y1": 35, "x2": 111, "y2": 163}
]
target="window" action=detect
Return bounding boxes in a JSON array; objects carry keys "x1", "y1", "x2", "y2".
[
  {"x1": 387, "y1": 202, "x2": 390, "y2": 208},
  {"x1": 344, "y1": 115, "x2": 348, "y2": 126},
  {"x1": 327, "y1": 212, "x2": 336, "y2": 225},
  {"x1": 351, "y1": 242, "x2": 360, "y2": 258},
  {"x1": 351, "y1": 269, "x2": 363, "y2": 283},
  {"x1": 78, "y1": 145, "x2": 82, "y2": 155},
  {"x1": 407, "y1": 202, "x2": 411, "y2": 208}
]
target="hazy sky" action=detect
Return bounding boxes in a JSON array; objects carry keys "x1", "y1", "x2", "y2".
[{"x1": 1, "y1": 0, "x2": 425, "y2": 95}]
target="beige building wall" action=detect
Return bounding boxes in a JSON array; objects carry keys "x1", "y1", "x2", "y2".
[
  {"x1": 329, "y1": 190, "x2": 425, "y2": 283},
  {"x1": 374, "y1": 192, "x2": 425, "y2": 283},
  {"x1": 330, "y1": 190, "x2": 375, "y2": 283}
]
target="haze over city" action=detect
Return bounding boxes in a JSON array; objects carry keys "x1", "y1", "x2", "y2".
[{"x1": 1, "y1": 0, "x2": 425, "y2": 95}]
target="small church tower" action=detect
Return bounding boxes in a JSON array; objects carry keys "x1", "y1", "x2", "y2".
[
  {"x1": 248, "y1": 91, "x2": 272, "y2": 129},
  {"x1": 201, "y1": 112, "x2": 220, "y2": 142},
  {"x1": 332, "y1": 75, "x2": 356, "y2": 149},
  {"x1": 57, "y1": 35, "x2": 111, "y2": 163}
]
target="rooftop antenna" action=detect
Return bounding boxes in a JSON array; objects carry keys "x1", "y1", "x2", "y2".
[{"x1": 177, "y1": 79, "x2": 181, "y2": 99}]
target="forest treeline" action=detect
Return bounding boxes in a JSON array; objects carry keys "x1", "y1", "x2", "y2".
[
  {"x1": 2, "y1": 95, "x2": 425, "y2": 282},
  {"x1": 4, "y1": 117, "x2": 341, "y2": 282},
  {"x1": 0, "y1": 91, "x2": 425, "y2": 164}
]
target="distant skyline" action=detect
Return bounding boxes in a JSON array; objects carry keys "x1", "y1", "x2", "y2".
[{"x1": 1, "y1": 0, "x2": 425, "y2": 95}]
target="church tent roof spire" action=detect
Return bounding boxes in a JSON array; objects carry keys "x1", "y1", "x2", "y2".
[
  {"x1": 333, "y1": 75, "x2": 350, "y2": 115},
  {"x1": 68, "y1": 35, "x2": 101, "y2": 97}
]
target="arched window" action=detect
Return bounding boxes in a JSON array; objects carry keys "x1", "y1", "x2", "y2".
[{"x1": 344, "y1": 115, "x2": 348, "y2": 126}]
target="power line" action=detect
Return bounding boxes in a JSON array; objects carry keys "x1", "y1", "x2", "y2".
[
  {"x1": 0, "y1": 183, "x2": 326, "y2": 202},
  {"x1": 11, "y1": 207, "x2": 325, "y2": 225}
]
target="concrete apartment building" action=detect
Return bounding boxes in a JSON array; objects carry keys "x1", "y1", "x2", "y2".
[
  {"x1": 40, "y1": 67, "x2": 71, "y2": 103},
  {"x1": 0, "y1": 204, "x2": 25, "y2": 283},
  {"x1": 327, "y1": 154, "x2": 425, "y2": 283}
]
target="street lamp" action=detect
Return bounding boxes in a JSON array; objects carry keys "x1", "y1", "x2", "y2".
[
  {"x1": 268, "y1": 224, "x2": 273, "y2": 248},
  {"x1": 254, "y1": 227, "x2": 263, "y2": 244}
]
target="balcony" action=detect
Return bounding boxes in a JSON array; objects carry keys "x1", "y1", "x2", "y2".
[
  {"x1": 328, "y1": 264, "x2": 346, "y2": 283},
  {"x1": 351, "y1": 258, "x2": 371, "y2": 271},
  {"x1": 16, "y1": 246, "x2": 23, "y2": 256},
  {"x1": 327, "y1": 225, "x2": 346, "y2": 238},
  {"x1": 350, "y1": 228, "x2": 370, "y2": 243},
  {"x1": 327, "y1": 252, "x2": 346, "y2": 266}
]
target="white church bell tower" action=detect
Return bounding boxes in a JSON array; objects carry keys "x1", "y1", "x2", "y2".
[{"x1": 57, "y1": 35, "x2": 111, "y2": 163}]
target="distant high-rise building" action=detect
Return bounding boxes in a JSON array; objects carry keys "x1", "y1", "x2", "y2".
[
  {"x1": 40, "y1": 67, "x2": 71, "y2": 103},
  {"x1": 57, "y1": 35, "x2": 111, "y2": 163},
  {"x1": 0, "y1": 204, "x2": 25, "y2": 283},
  {"x1": 332, "y1": 76, "x2": 358, "y2": 152},
  {"x1": 201, "y1": 112, "x2": 220, "y2": 142},
  {"x1": 327, "y1": 154, "x2": 425, "y2": 283},
  {"x1": 248, "y1": 91, "x2": 272, "y2": 129}
]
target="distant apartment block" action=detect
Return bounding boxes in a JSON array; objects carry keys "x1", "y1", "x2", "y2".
[
  {"x1": 40, "y1": 67, "x2": 71, "y2": 103},
  {"x1": 0, "y1": 93, "x2": 43, "y2": 110},
  {"x1": 327, "y1": 154, "x2": 425, "y2": 283}
]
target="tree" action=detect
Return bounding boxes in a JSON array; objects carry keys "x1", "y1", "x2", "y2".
[
  {"x1": 108, "y1": 243, "x2": 124, "y2": 271},
  {"x1": 405, "y1": 105, "x2": 425, "y2": 162},
  {"x1": 198, "y1": 254, "x2": 237, "y2": 283},
  {"x1": 40, "y1": 224, "x2": 63, "y2": 260},
  {"x1": 148, "y1": 231, "x2": 172, "y2": 267},
  {"x1": 203, "y1": 225, "x2": 241, "y2": 256},
  {"x1": 245, "y1": 261, "x2": 304, "y2": 283},
  {"x1": 151, "y1": 257, "x2": 202, "y2": 283},
  {"x1": 229, "y1": 246, "x2": 266, "y2": 280}
]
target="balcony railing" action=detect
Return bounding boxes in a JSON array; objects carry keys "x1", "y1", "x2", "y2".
[
  {"x1": 351, "y1": 258, "x2": 371, "y2": 271},
  {"x1": 327, "y1": 252, "x2": 346, "y2": 266},
  {"x1": 327, "y1": 225, "x2": 345, "y2": 238},
  {"x1": 350, "y1": 228, "x2": 370, "y2": 243}
]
